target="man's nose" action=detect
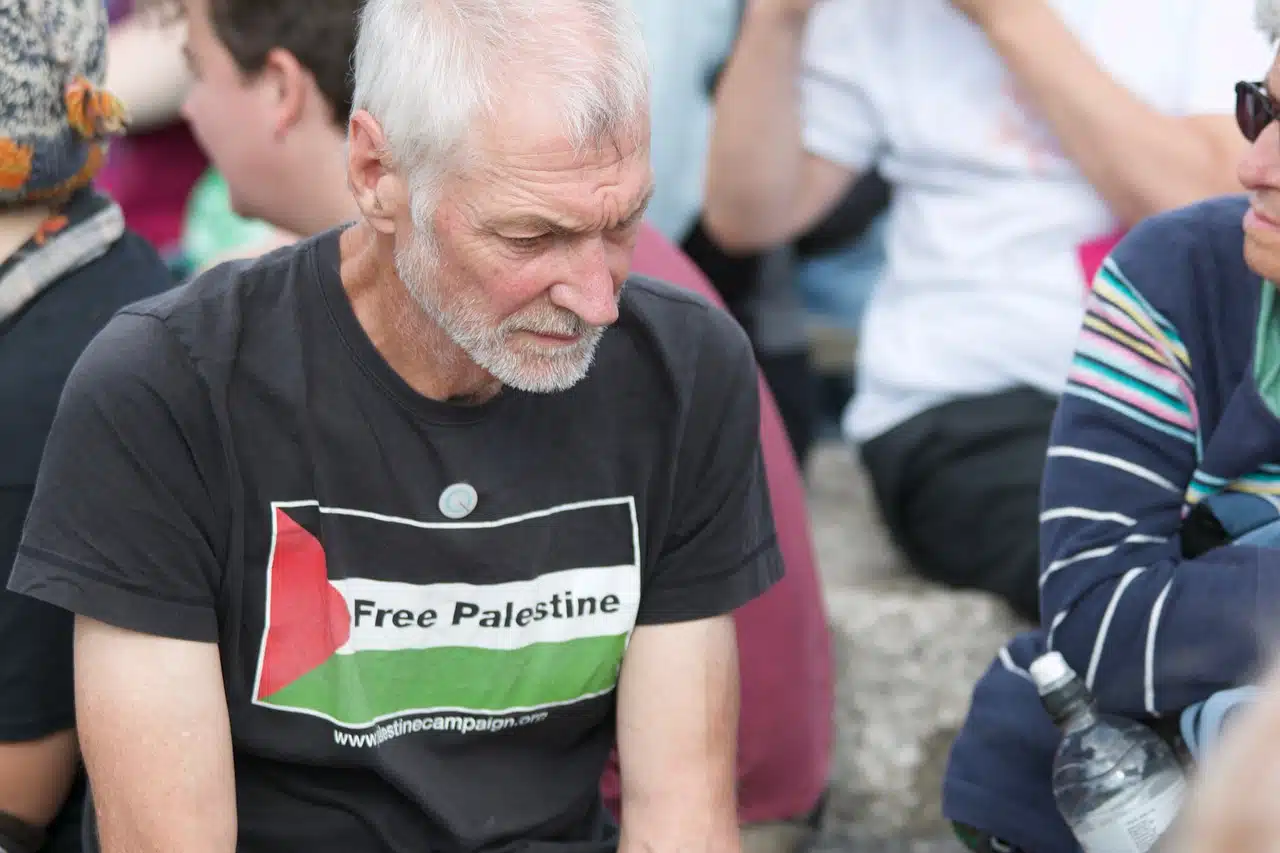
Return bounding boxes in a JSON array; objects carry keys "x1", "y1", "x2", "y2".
[
  {"x1": 1239, "y1": 121, "x2": 1280, "y2": 191},
  {"x1": 547, "y1": 237, "x2": 621, "y2": 328}
]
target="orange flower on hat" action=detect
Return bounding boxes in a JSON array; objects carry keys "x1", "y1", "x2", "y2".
[
  {"x1": 65, "y1": 77, "x2": 128, "y2": 140},
  {"x1": 0, "y1": 138, "x2": 33, "y2": 191}
]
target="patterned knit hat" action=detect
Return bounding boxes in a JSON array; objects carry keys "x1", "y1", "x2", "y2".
[{"x1": 0, "y1": 0, "x2": 129, "y2": 206}]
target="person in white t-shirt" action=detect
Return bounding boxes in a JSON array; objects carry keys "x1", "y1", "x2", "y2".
[{"x1": 704, "y1": 0, "x2": 1272, "y2": 620}]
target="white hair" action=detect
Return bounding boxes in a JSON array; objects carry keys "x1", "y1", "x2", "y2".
[
  {"x1": 1259, "y1": 0, "x2": 1280, "y2": 42},
  {"x1": 351, "y1": 0, "x2": 650, "y2": 227}
]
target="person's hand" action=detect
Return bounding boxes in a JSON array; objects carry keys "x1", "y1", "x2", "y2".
[
  {"x1": 748, "y1": 0, "x2": 822, "y2": 27},
  {"x1": 948, "y1": 0, "x2": 1032, "y2": 29},
  {"x1": 1165, "y1": 671, "x2": 1280, "y2": 853}
]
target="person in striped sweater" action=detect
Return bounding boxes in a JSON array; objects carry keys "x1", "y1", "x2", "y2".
[{"x1": 943, "y1": 9, "x2": 1280, "y2": 851}]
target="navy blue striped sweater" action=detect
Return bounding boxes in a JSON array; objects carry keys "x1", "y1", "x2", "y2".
[{"x1": 944, "y1": 195, "x2": 1280, "y2": 853}]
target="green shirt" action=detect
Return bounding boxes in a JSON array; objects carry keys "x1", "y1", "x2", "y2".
[
  {"x1": 1254, "y1": 281, "x2": 1280, "y2": 416},
  {"x1": 181, "y1": 169, "x2": 277, "y2": 273}
]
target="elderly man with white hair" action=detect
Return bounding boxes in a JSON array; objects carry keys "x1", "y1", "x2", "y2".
[
  {"x1": 942, "y1": 1, "x2": 1280, "y2": 851},
  {"x1": 3, "y1": 1, "x2": 782, "y2": 852}
]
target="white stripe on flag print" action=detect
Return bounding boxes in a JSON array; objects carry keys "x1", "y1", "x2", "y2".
[{"x1": 331, "y1": 564, "x2": 640, "y2": 654}]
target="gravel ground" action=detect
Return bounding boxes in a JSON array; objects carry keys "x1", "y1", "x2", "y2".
[
  {"x1": 812, "y1": 830, "x2": 966, "y2": 853},
  {"x1": 803, "y1": 440, "x2": 1028, "y2": 851}
]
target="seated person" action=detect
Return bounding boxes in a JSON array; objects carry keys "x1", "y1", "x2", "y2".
[
  {"x1": 0, "y1": 3, "x2": 177, "y2": 851},
  {"x1": 169, "y1": 0, "x2": 834, "y2": 846},
  {"x1": 7, "y1": 0, "x2": 786, "y2": 851},
  {"x1": 705, "y1": 0, "x2": 1269, "y2": 622},
  {"x1": 943, "y1": 18, "x2": 1280, "y2": 852}
]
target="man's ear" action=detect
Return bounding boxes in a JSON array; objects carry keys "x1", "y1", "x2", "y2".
[
  {"x1": 347, "y1": 110, "x2": 405, "y2": 235},
  {"x1": 258, "y1": 47, "x2": 310, "y2": 140}
]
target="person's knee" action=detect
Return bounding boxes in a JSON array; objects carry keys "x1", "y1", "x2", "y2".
[
  {"x1": 952, "y1": 820, "x2": 1036, "y2": 853},
  {"x1": 900, "y1": 493, "x2": 1041, "y2": 620},
  {"x1": 739, "y1": 819, "x2": 817, "y2": 853}
]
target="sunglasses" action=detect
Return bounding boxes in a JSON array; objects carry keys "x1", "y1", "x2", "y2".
[{"x1": 1237, "y1": 80, "x2": 1280, "y2": 142}]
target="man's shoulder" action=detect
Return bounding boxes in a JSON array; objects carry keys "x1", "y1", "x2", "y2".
[
  {"x1": 127, "y1": 237, "x2": 312, "y2": 326},
  {"x1": 615, "y1": 274, "x2": 754, "y2": 380},
  {"x1": 619, "y1": 274, "x2": 744, "y2": 340},
  {"x1": 117, "y1": 235, "x2": 323, "y2": 375},
  {"x1": 72, "y1": 237, "x2": 322, "y2": 410}
]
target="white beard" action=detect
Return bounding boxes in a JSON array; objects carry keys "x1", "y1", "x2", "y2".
[{"x1": 394, "y1": 228, "x2": 609, "y2": 394}]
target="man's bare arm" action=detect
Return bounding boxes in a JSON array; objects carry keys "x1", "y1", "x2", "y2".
[
  {"x1": 963, "y1": 0, "x2": 1246, "y2": 226},
  {"x1": 75, "y1": 616, "x2": 236, "y2": 853},
  {"x1": 105, "y1": 15, "x2": 190, "y2": 133},
  {"x1": 703, "y1": 0, "x2": 857, "y2": 252},
  {"x1": 616, "y1": 616, "x2": 740, "y2": 853}
]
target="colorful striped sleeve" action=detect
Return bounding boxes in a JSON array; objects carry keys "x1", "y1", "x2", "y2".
[{"x1": 1039, "y1": 247, "x2": 1280, "y2": 718}]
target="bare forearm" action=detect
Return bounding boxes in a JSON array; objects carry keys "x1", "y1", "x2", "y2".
[
  {"x1": 982, "y1": 3, "x2": 1242, "y2": 225},
  {"x1": 83, "y1": 713, "x2": 236, "y2": 852},
  {"x1": 704, "y1": 5, "x2": 811, "y2": 247},
  {"x1": 615, "y1": 619, "x2": 741, "y2": 853},
  {"x1": 618, "y1": 820, "x2": 740, "y2": 853},
  {"x1": 617, "y1": 771, "x2": 740, "y2": 853},
  {"x1": 76, "y1": 621, "x2": 237, "y2": 853},
  {"x1": 93, "y1": 794, "x2": 235, "y2": 853},
  {"x1": 106, "y1": 17, "x2": 190, "y2": 133},
  {"x1": 84, "y1": 725, "x2": 236, "y2": 853}
]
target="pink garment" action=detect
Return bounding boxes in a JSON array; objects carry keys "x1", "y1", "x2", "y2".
[
  {"x1": 1078, "y1": 229, "x2": 1127, "y2": 292},
  {"x1": 96, "y1": 123, "x2": 208, "y2": 255},
  {"x1": 598, "y1": 224, "x2": 834, "y2": 824}
]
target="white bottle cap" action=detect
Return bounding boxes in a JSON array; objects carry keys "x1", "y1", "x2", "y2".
[{"x1": 1029, "y1": 651, "x2": 1076, "y2": 693}]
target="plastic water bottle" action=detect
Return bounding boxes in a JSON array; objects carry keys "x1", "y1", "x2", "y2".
[{"x1": 1030, "y1": 652, "x2": 1187, "y2": 853}]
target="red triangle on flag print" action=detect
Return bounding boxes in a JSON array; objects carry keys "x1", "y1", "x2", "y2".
[{"x1": 256, "y1": 508, "x2": 352, "y2": 699}]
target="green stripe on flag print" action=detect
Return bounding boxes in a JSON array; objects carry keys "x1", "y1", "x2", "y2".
[{"x1": 259, "y1": 634, "x2": 628, "y2": 726}]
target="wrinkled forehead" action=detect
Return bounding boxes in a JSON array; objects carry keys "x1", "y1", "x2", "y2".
[
  {"x1": 449, "y1": 101, "x2": 650, "y2": 194},
  {"x1": 453, "y1": 148, "x2": 653, "y2": 237}
]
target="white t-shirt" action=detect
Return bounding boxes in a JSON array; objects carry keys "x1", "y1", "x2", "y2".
[{"x1": 800, "y1": 0, "x2": 1274, "y2": 442}]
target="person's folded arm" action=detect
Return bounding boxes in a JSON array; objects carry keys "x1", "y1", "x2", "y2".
[
  {"x1": 1039, "y1": 217, "x2": 1280, "y2": 718},
  {"x1": 75, "y1": 618, "x2": 235, "y2": 853}
]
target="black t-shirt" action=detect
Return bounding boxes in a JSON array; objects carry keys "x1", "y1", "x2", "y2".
[
  {"x1": 10, "y1": 229, "x2": 782, "y2": 853},
  {"x1": 0, "y1": 211, "x2": 175, "y2": 853}
]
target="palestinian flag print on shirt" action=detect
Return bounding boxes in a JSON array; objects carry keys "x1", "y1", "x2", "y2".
[{"x1": 251, "y1": 498, "x2": 642, "y2": 730}]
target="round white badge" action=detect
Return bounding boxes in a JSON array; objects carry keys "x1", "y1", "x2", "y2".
[{"x1": 438, "y1": 483, "x2": 478, "y2": 520}]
